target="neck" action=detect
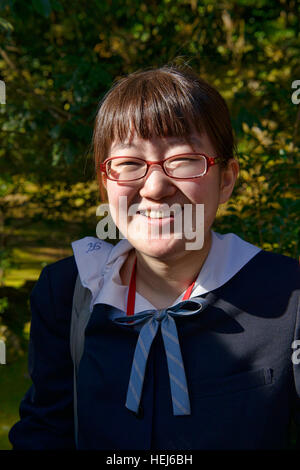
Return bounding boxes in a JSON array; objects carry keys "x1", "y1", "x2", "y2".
[{"x1": 132, "y1": 232, "x2": 212, "y2": 308}]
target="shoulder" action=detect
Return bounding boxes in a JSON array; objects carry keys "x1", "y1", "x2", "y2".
[
  {"x1": 42, "y1": 255, "x2": 78, "y2": 289},
  {"x1": 221, "y1": 249, "x2": 300, "y2": 317},
  {"x1": 246, "y1": 250, "x2": 299, "y2": 288},
  {"x1": 208, "y1": 249, "x2": 300, "y2": 336},
  {"x1": 31, "y1": 255, "x2": 78, "y2": 325}
]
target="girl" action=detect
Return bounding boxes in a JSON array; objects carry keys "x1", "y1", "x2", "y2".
[{"x1": 9, "y1": 66, "x2": 300, "y2": 450}]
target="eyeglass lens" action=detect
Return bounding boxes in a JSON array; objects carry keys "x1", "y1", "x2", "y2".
[{"x1": 106, "y1": 155, "x2": 207, "y2": 181}]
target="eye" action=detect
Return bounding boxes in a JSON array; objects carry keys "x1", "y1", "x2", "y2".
[
  {"x1": 111, "y1": 158, "x2": 144, "y2": 167},
  {"x1": 119, "y1": 161, "x2": 142, "y2": 166},
  {"x1": 168, "y1": 155, "x2": 201, "y2": 166},
  {"x1": 174, "y1": 157, "x2": 195, "y2": 163}
]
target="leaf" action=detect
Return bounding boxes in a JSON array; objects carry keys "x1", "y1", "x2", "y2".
[
  {"x1": 49, "y1": 124, "x2": 61, "y2": 139},
  {"x1": 64, "y1": 141, "x2": 76, "y2": 165},
  {"x1": 0, "y1": 17, "x2": 13, "y2": 32},
  {"x1": 32, "y1": 0, "x2": 52, "y2": 18},
  {"x1": 51, "y1": 0, "x2": 63, "y2": 12}
]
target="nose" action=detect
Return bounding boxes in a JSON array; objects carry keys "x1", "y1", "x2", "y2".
[{"x1": 139, "y1": 164, "x2": 177, "y2": 200}]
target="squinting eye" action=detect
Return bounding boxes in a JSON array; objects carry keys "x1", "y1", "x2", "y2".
[
  {"x1": 111, "y1": 159, "x2": 143, "y2": 168},
  {"x1": 168, "y1": 157, "x2": 198, "y2": 165},
  {"x1": 173, "y1": 158, "x2": 194, "y2": 163},
  {"x1": 119, "y1": 161, "x2": 142, "y2": 166}
]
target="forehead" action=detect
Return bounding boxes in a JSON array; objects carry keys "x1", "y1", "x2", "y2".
[{"x1": 110, "y1": 133, "x2": 206, "y2": 153}]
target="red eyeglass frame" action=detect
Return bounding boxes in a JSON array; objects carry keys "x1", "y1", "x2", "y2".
[{"x1": 99, "y1": 153, "x2": 221, "y2": 182}]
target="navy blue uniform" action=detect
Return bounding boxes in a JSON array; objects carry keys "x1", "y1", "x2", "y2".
[{"x1": 9, "y1": 251, "x2": 300, "y2": 449}]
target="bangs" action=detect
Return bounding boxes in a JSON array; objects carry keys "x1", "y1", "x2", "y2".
[
  {"x1": 94, "y1": 68, "x2": 208, "y2": 165},
  {"x1": 107, "y1": 74, "x2": 204, "y2": 142}
]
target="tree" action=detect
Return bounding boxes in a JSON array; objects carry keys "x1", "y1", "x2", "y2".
[{"x1": 0, "y1": 0, "x2": 298, "y2": 257}]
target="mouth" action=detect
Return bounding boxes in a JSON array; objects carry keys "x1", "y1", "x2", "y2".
[
  {"x1": 137, "y1": 209, "x2": 174, "y2": 219},
  {"x1": 136, "y1": 206, "x2": 183, "y2": 219}
]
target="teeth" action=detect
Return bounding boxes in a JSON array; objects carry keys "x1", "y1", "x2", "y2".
[
  {"x1": 140, "y1": 210, "x2": 168, "y2": 218},
  {"x1": 139, "y1": 209, "x2": 179, "y2": 218}
]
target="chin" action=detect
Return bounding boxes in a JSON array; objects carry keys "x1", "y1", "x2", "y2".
[
  {"x1": 127, "y1": 233, "x2": 191, "y2": 260},
  {"x1": 126, "y1": 215, "x2": 207, "y2": 256}
]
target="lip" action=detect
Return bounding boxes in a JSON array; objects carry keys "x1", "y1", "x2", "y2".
[
  {"x1": 136, "y1": 205, "x2": 183, "y2": 215},
  {"x1": 135, "y1": 212, "x2": 175, "y2": 226}
]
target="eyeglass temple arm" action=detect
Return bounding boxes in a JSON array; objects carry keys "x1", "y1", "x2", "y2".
[
  {"x1": 99, "y1": 162, "x2": 106, "y2": 172},
  {"x1": 207, "y1": 156, "x2": 222, "y2": 168}
]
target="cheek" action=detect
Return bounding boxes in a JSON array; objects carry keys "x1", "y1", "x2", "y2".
[
  {"x1": 106, "y1": 182, "x2": 137, "y2": 227},
  {"x1": 106, "y1": 183, "x2": 122, "y2": 224},
  {"x1": 179, "y1": 179, "x2": 220, "y2": 204},
  {"x1": 107, "y1": 182, "x2": 131, "y2": 204},
  {"x1": 181, "y1": 180, "x2": 221, "y2": 228}
]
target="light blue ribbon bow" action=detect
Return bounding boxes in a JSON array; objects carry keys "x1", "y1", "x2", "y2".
[{"x1": 113, "y1": 296, "x2": 209, "y2": 416}]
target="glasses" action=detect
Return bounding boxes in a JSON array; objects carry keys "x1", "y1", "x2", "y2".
[{"x1": 99, "y1": 153, "x2": 220, "y2": 182}]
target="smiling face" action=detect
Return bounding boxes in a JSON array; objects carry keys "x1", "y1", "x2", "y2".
[{"x1": 102, "y1": 132, "x2": 239, "y2": 262}]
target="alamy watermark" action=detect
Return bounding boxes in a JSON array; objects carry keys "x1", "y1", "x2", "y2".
[
  {"x1": 291, "y1": 340, "x2": 300, "y2": 365},
  {"x1": 0, "y1": 340, "x2": 6, "y2": 364},
  {"x1": 96, "y1": 198, "x2": 204, "y2": 250},
  {"x1": 0, "y1": 80, "x2": 5, "y2": 104},
  {"x1": 291, "y1": 80, "x2": 300, "y2": 105}
]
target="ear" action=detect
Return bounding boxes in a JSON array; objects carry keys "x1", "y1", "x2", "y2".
[{"x1": 218, "y1": 159, "x2": 239, "y2": 205}]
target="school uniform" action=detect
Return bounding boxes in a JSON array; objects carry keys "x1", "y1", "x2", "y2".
[{"x1": 9, "y1": 232, "x2": 300, "y2": 449}]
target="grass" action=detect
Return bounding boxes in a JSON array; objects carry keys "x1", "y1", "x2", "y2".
[
  {"x1": 0, "y1": 351, "x2": 31, "y2": 450},
  {"x1": 0, "y1": 218, "x2": 88, "y2": 449},
  {"x1": 4, "y1": 246, "x2": 73, "y2": 287}
]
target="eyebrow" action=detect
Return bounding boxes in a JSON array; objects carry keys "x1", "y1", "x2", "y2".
[
  {"x1": 112, "y1": 135, "x2": 203, "y2": 151},
  {"x1": 111, "y1": 142, "x2": 138, "y2": 150},
  {"x1": 167, "y1": 136, "x2": 203, "y2": 146}
]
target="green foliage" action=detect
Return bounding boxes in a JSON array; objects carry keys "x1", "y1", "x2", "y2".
[
  {"x1": 0, "y1": 296, "x2": 8, "y2": 314},
  {"x1": 0, "y1": 248, "x2": 15, "y2": 285},
  {"x1": 0, "y1": 352, "x2": 32, "y2": 449},
  {"x1": 0, "y1": 0, "x2": 299, "y2": 256}
]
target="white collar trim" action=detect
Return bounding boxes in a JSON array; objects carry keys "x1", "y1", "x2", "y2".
[{"x1": 71, "y1": 232, "x2": 261, "y2": 313}]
